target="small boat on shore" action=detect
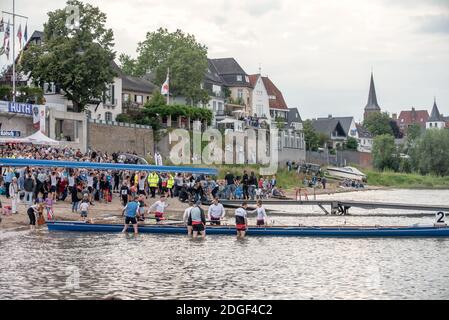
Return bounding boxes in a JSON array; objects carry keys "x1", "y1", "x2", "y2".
[
  {"x1": 326, "y1": 166, "x2": 367, "y2": 181},
  {"x1": 47, "y1": 221, "x2": 449, "y2": 237}
]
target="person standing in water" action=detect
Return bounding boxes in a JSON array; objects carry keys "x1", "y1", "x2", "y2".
[
  {"x1": 249, "y1": 200, "x2": 268, "y2": 227},
  {"x1": 27, "y1": 203, "x2": 43, "y2": 230},
  {"x1": 207, "y1": 198, "x2": 226, "y2": 225},
  {"x1": 189, "y1": 201, "x2": 206, "y2": 239},
  {"x1": 183, "y1": 201, "x2": 194, "y2": 236},
  {"x1": 235, "y1": 202, "x2": 249, "y2": 239},
  {"x1": 122, "y1": 196, "x2": 140, "y2": 235}
]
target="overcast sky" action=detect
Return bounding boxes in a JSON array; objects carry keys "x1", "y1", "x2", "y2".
[{"x1": 1, "y1": 0, "x2": 449, "y2": 121}]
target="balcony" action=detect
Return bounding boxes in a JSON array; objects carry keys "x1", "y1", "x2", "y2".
[{"x1": 123, "y1": 100, "x2": 143, "y2": 109}]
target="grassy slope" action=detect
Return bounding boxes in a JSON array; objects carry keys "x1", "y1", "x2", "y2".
[{"x1": 365, "y1": 170, "x2": 449, "y2": 189}]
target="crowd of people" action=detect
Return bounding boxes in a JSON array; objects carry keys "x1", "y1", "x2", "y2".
[{"x1": 0, "y1": 143, "x2": 277, "y2": 235}]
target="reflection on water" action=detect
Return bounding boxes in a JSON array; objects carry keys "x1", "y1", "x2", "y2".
[{"x1": 1, "y1": 189, "x2": 449, "y2": 300}]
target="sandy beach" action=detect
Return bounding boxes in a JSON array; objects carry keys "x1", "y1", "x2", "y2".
[{"x1": 0, "y1": 185, "x2": 383, "y2": 231}]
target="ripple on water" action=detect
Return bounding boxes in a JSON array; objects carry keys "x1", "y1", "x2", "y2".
[{"x1": 1, "y1": 189, "x2": 449, "y2": 299}]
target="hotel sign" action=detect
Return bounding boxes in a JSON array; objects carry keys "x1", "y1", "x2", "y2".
[{"x1": 8, "y1": 102, "x2": 34, "y2": 115}]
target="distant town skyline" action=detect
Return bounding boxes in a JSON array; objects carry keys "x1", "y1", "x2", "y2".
[{"x1": 1, "y1": 0, "x2": 448, "y2": 121}]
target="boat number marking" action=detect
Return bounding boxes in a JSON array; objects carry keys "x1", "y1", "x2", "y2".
[{"x1": 436, "y1": 212, "x2": 446, "y2": 223}]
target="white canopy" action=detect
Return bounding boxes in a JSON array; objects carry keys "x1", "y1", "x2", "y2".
[
  {"x1": 25, "y1": 131, "x2": 60, "y2": 145},
  {"x1": 217, "y1": 118, "x2": 238, "y2": 124},
  {"x1": 0, "y1": 131, "x2": 59, "y2": 145}
]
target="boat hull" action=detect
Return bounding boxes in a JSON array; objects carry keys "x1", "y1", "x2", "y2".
[
  {"x1": 327, "y1": 167, "x2": 366, "y2": 181},
  {"x1": 47, "y1": 221, "x2": 449, "y2": 237}
]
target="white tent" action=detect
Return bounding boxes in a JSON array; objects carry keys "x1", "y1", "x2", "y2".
[
  {"x1": 217, "y1": 118, "x2": 237, "y2": 124},
  {"x1": 0, "y1": 131, "x2": 59, "y2": 145},
  {"x1": 26, "y1": 131, "x2": 60, "y2": 145}
]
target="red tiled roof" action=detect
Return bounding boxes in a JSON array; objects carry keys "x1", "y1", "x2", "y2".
[
  {"x1": 397, "y1": 109, "x2": 429, "y2": 128},
  {"x1": 261, "y1": 76, "x2": 288, "y2": 110},
  {"x1": 248, "y1": 74, "x2": 259, "y2": 88}
]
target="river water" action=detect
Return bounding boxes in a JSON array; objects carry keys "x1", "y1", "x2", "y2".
[{"x1": 1, "y1": 189, "x2": 448, "y2": 300}]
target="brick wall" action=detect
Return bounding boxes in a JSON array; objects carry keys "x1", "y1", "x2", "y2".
[
  {"x1": 88, "y1": 121, "x2": 154, "y2": 156},
  {"x1": 306, "y1": 150, "x2": 373, "y2": 169}
]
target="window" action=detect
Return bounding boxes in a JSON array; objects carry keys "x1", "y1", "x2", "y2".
[
  {"x1": 110, "y1": 85, "x2": 115, "y2": 104},
  {"x1": 212, "y1": 85, "x2": 221, "y2": 95},
  {"x1": 245, "y1": 76, "x2": 249, "y2": 82},
  {"x1": 269, "y1": 95, "x2": 276, "y2": 100},
  {"x1": 237, "y1": 75, "x2": 243, "y2": 82},
  {"x1": 123, "y1": 93, "x2": 130, "y2": 102},
  {"x1": 105, "y1": 112, "x2": 113, "y2": 122},
  {"x1": 237, "y1": 89, "x2": 243, "y2": 99},
  {"x1": 135, "y1": 95, "x2": 143, "y2": 104},
  {"x1": 86, "y1": 110, "x2": 92, "y2": 119},
  {"x1": 147, "y1": 96, "x2": 150, "y2": 102},
  {"x1": 429, "y1": 123, "x2": 432, "y2": 127},
  {"x1": 218, "y1": 102, "x2": 223, "y2": 112},
  {"x1": 213, "y1": 101, "x2": 217, "y2": 112}
]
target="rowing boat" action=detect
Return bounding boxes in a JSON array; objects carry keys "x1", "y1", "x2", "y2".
[{"x1": 47, "y1": 221, "x2": 449, "y2": 237}]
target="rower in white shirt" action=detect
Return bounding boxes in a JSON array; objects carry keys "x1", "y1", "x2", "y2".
[
  {"x1": 207, "y1": 198, "x2": 226, "y2": 225},
  {"x1": 148, "y1": 195, "x2": 169, "y2": 223},
  {"x1": 249, "y1": 200, "x2": 268, "y2": 227}
]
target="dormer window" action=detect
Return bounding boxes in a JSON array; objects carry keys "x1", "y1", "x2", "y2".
[
  {"x1": 237, "y1": 75, "x2": 243, "y2": 81},
  {"x1": 245, "y1": 76, "x2": 249, "y2": 82}
]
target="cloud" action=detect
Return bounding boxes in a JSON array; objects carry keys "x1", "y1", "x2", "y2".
[
  {"x1": 242, "y1": 0, "x2": 283, "y2": 17},
  {"x1": 417, "y1": 14, "x2": 449, "y2": 34},
  {"x1": 1, "y1": 0, "x2": 448, "y2": 120}
]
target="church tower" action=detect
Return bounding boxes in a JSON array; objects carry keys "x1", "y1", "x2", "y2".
[
  {"x1": 363, "y1": 72, "x2": 381, "y2": 121},
  {"x1": 426, "y1": 97, "x2": 446, "y2": 129}
]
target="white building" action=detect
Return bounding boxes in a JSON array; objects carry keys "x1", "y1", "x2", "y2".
[
  {"x1": 249, "y1": 74, "x2": 270, "y2": 119},
  {"x1": 426, "y1": 99, "x2": 446, "y2": 129}
]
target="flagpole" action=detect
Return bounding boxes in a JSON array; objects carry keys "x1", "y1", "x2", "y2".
[
  {"x1": 12, "y1": 0, "x2": 15, "y2": 103},
  {"x1": 2, "y1": 1, "x2": 28, "y2": 104},
  {"x1": 166, "y1": 67, "x2": 170, "y2": 105}
]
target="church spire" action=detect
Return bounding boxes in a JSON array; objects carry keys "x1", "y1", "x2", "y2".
[
  {"x1": 365, "y1": 72, "x2": 381, "y2": 111},
  {"x1": 429, "y1": 97, "x2": 443, "y2": 122}
]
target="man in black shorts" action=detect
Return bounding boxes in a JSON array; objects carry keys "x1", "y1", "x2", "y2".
[{"x1": 189, "y1": 201, "x2": 206, "y2": 239}]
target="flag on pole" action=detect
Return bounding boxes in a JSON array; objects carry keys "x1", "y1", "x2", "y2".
[
  {"x1": 161, "y1": 69, "x2": 169, "y2": 96},
  {"x1": 5, "y1": 39, "x2": 9, "y2": 59},
  {"x1": 24, "y1": 22, "x2": 28, "y2": 43},
  {"x1": 0, "y1": 18, "x2": 4, "y2": 32},
  {"x1": 17, "y1": 24, "x2": 22, "y2": 48},
  {"x1": 3, "y1": 19, "x2": 10, "y2": 48}
]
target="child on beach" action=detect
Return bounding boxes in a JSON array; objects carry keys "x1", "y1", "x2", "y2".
[
  {"x1": 45, "y1": 196, "x2": 55, "y2": 220},
  {"x1": 79, "y1": 199, "x2": 89, "y2": 221}
]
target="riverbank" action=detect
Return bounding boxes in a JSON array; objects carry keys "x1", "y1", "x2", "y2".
[
  {"x1": 0, "y1": 184, "x2": 379, "y2": 230},
  {"x1": 365, "y1": 170, "x2": 449, "y2": 189}
]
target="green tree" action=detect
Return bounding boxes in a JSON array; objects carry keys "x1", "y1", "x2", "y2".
[
  {"x1": 318, "y1": 133, "x2": 329, "y2": 149},
  {"x1": 414, "y1": 129, "x2": 449, "y2": 176},
  {"x1": 118, "y1": 53, "x2": 137, "y2": 76},
  {"x1": 130, "y1": 28, "x2": 209, "y2": 105},
  {"x1": 372, "y1": 134, "x2": 399, "y2": 171},
  {"x1": 145, "y1": 91, "x2": 167, "y2": 109},
  {"x1": 363, "y1": 112, "x2": 393, "y2": 136},
  {"x1": 303, "y1": 120, "x2": 319, "y2": 151},
  {"x1": 406, "y1": 123, "x2": 422, "y2": 142},
  {"x1": 0, "y1": 85, "x2": 44, "y2": 104},
  {"x1": 345, "y1": 137, "x2": 358, "y2": 150},
  {"x1": 20, "y1": 0, "x2": 116, "y2": 112}
]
